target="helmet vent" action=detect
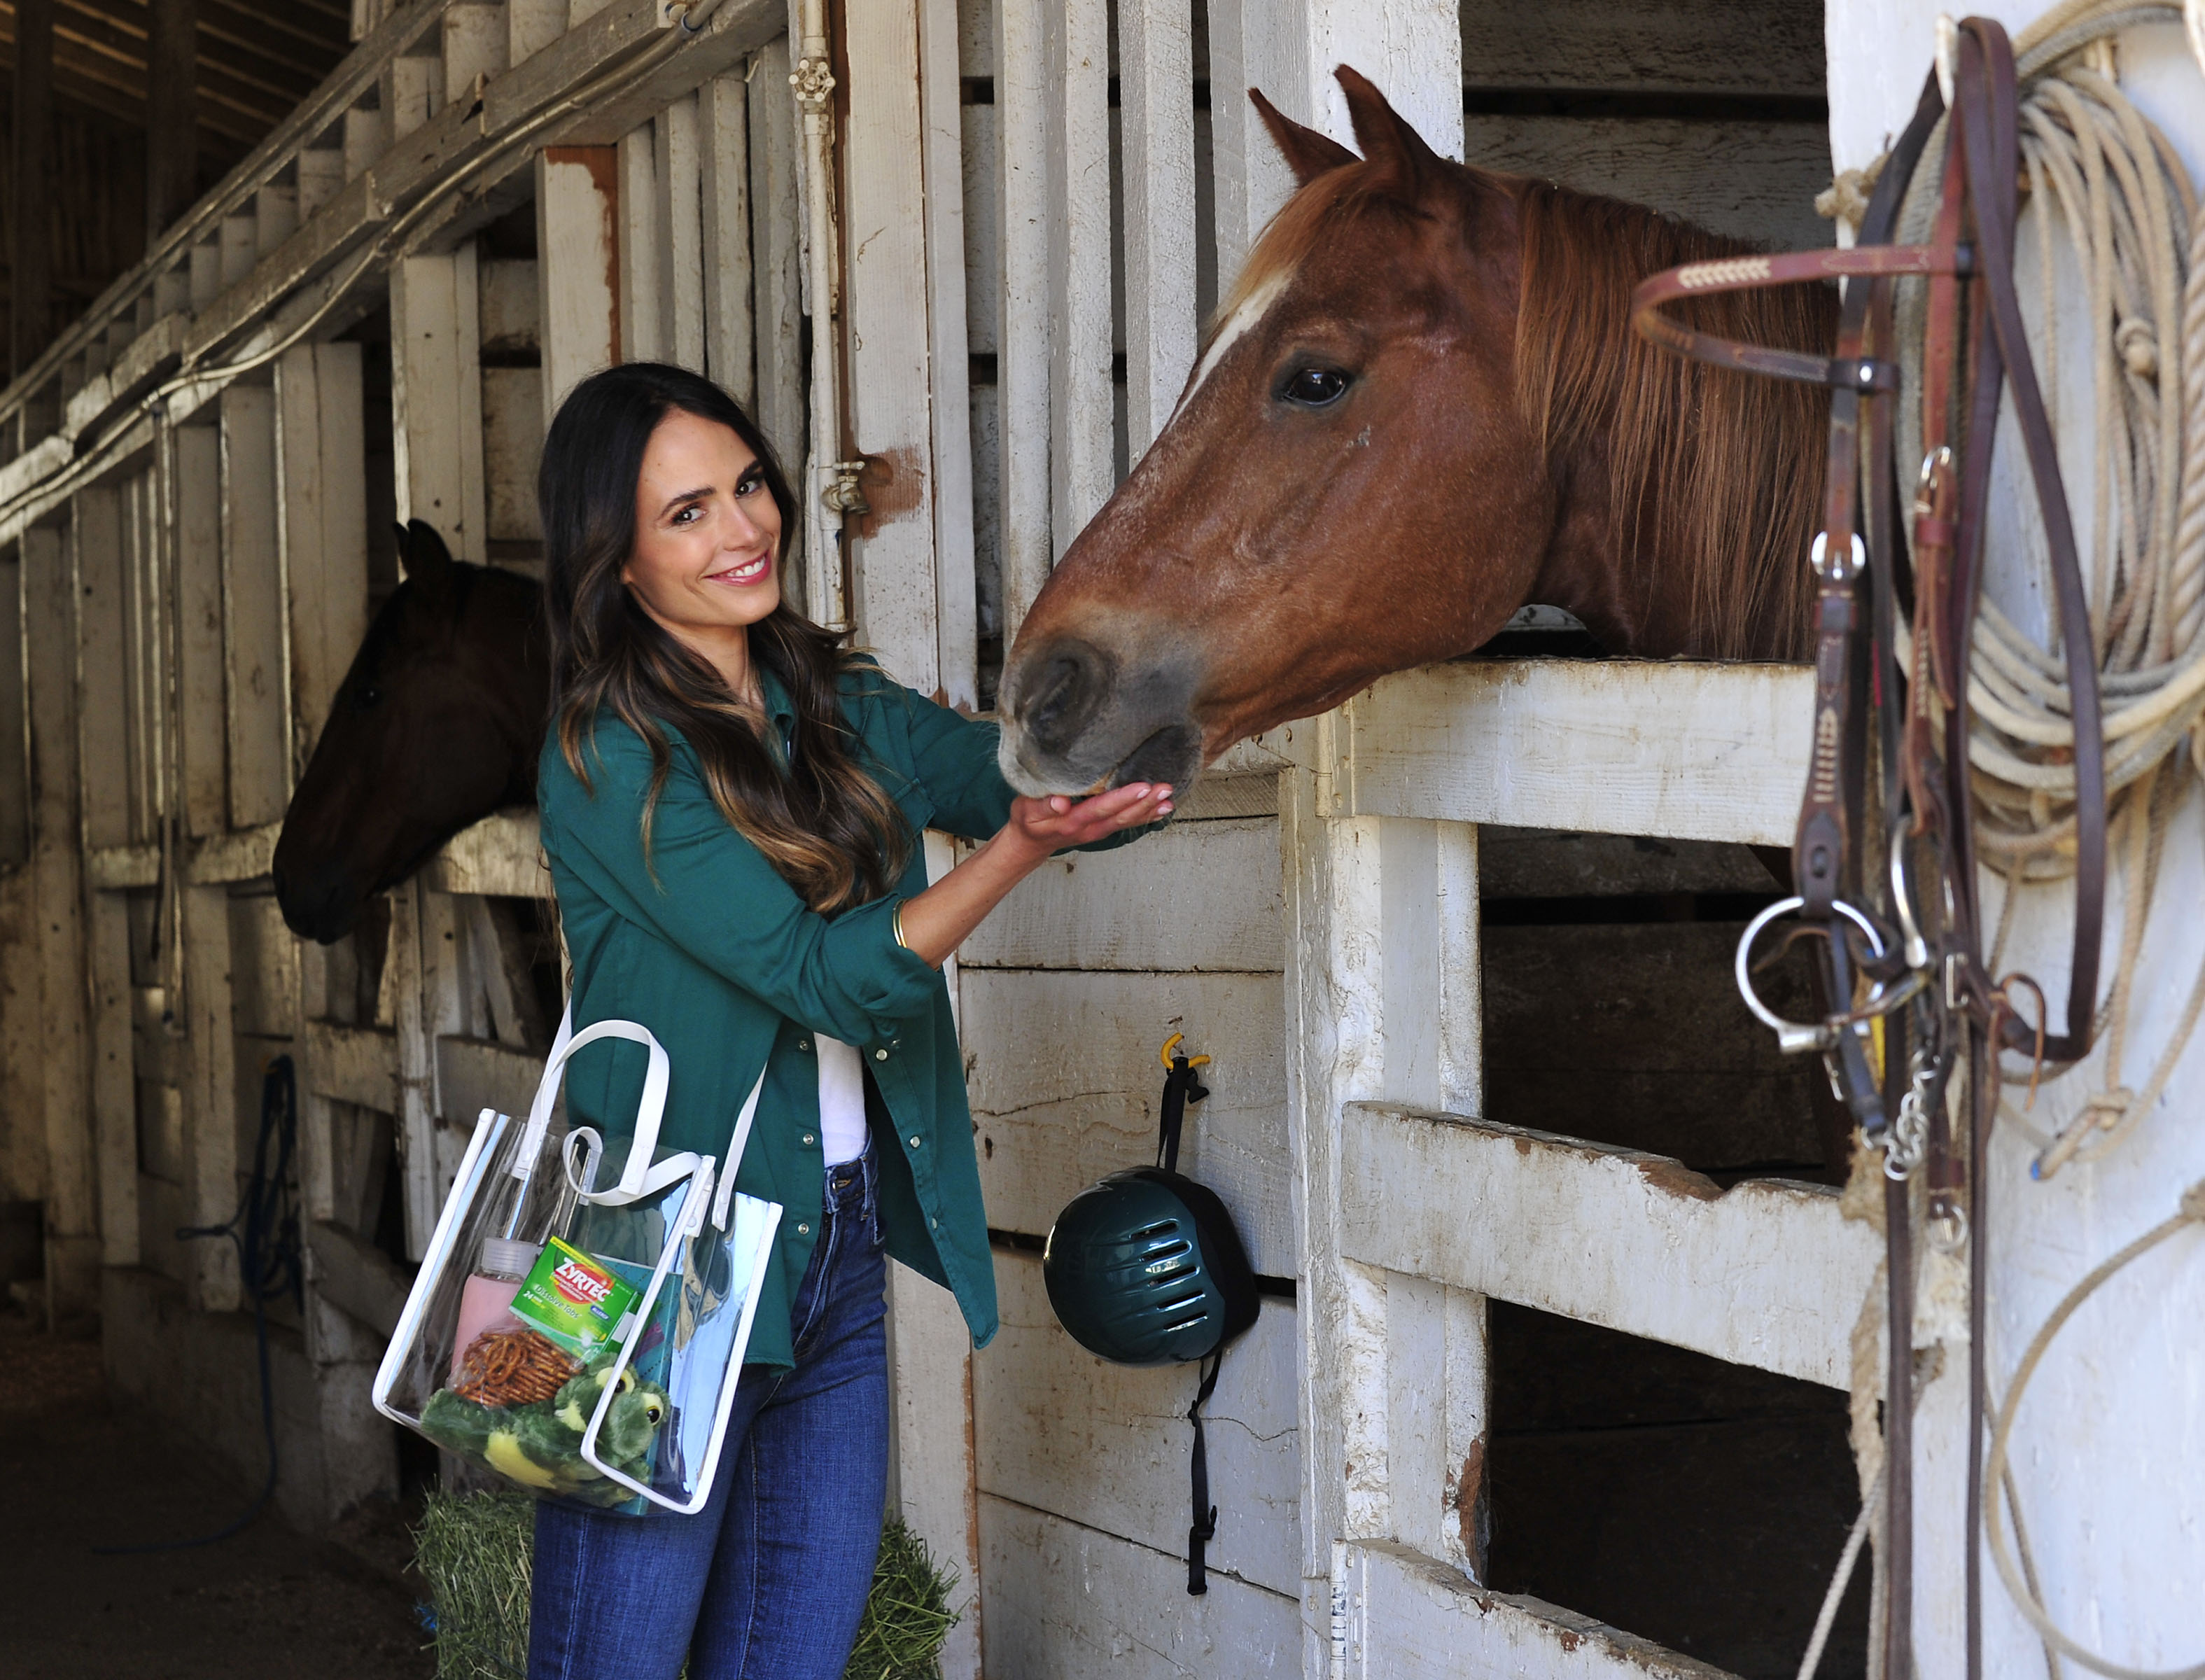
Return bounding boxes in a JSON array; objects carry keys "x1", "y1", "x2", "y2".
[{"x1": 1130, "y1": 1219, "x2": 1180, "y2": 1239}]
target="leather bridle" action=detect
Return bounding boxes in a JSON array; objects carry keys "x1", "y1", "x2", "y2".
[{"x1": 1630, "y1": 20, "x2": 2108, "y2": 1679}]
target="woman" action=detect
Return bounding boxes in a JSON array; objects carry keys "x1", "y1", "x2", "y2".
[{"x1": 527, "y1": 361, "x2": 1170, "y2": 1680}]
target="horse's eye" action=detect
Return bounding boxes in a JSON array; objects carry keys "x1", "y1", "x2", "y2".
[
  {"x1": 355, "y1": 684, "x2": 383, "y2": 710},
  {"x1": 1281, "y1": 366, "x2": 1351, "y2": 408}
]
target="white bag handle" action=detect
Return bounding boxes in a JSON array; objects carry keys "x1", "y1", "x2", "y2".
[{"x1": 521, "y1": 1004, "x2": 701, "y2": 1208}]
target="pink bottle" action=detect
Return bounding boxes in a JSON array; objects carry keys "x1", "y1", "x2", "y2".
[{"x1": 449, "y1": 1237, "x2": 541, "y2": 1380}]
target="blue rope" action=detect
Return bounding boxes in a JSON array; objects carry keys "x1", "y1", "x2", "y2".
[{"x1": 94, "y1": 1056, "x2": 303, "y2": 1553}]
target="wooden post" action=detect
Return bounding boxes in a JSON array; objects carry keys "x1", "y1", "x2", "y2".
[
  {"x1": 220, "y1": 385, "x2": 290, "y2": 829},
  {"x1": 843, "y1": 0, "x2": 938, "y2": 695},
  {"x1": 391, "y1": 251, "x2": 488, "y2": 561},
  {"x1": 916, "y1": 0, "x2": 976, "y2": 710},
  {"x1": 655, "y1": 93, "x2": 706, "y2": 372},
  {"x1": 23, "y1": 525, "x2": 104, "y2": 1308},
  {"x1": 10, "y1": 0, "x2": 53, "y2": 382},
  {"x1": 275, "y1": 344, "x2": 370, "y2": 771},
  {"x1": 618, "y1": 125, "x2": 664, "y2": 364},
  {"x1": 1043, "y1": 0, "x2": 1110, "y2": 557},
  {"x1": 746, "y1": 39, "x2": 805, "y2": 487},
  {"x1": 993, "y1": 0, "x2": 1050, "y2": 640},
  {"x1": 174, "y1": 423, "x2": 227, "y2": 837},
  {"x1": 699, "y1": 69, "x2": 753, "y2": 405},
  {"x1": 1119, "y1": 0, "x2": 1198, "y2": 460},
  {"x1": 179, "y1": 881, "x2": 239, "y2": 1312},
  {"x1": 146, "y1": 0, "x2": 200, "y2": 242},
  {"x1": 534, "y1": 147, "x2": 621, "y2": 424}
]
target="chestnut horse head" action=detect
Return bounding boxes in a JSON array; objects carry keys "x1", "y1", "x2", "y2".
[
  {"x1": 997, "y1": 67, "x2": 1835, "y2": 796},
  {"x1": 272, "y1": 522, "x2": 549, "y2": 943}
]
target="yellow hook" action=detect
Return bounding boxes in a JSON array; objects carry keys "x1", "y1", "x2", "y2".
[{"x1": 1158, "y1": 1032, "x2": 1212, "y2": 1070}]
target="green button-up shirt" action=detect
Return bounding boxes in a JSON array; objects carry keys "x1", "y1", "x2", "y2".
[{"x1": 538, "y1": 662, "x2": 1040, "y2": 1370}]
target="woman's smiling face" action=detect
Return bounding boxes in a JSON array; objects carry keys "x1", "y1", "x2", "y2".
[{"x1": 621, "y1": 407, "x2": 785, "y2": 643}]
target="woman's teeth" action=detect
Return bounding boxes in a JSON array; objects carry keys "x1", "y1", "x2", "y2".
[{"x1": 709, "y1": 556, "x2": 770, "y2": 585}]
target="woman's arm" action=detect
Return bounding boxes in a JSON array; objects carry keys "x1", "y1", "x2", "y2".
[{"x1": 896, "y1": 782, "x2": 1172, "y2": 967}]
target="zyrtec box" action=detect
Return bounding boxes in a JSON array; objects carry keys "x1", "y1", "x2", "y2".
[{"x1": 509, "y1": 1236, "x2": 643, "y2": 1362}]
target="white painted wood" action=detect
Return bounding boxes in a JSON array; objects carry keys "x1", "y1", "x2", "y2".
[
  {"x1": 655, "y1": 93, "x2": 708, "y2": 372},
  {"x1": 254, "y1": 183, "x2": 298, "y2": 258},
  {"x1": 1044, "y1": 0, "x2": 1110, "y2": 556},
  {"x1": 435, "y1": 1035, "x2": 544, "y2": 1126},
  {"x1": 309, "y1": 1219, "x2": 412, "y2": 1336},
  {"x1": 979, "y1": 1247, "x2": 1302, "y2": 1597},
  {"x1": 189, "y1": 822, "x2": 280, "y2": 885},
  {"x1": 960, "y1": 967, "x2": 1294, "y2": 1277},
  {"x1": 297, "y1": 149, "x2": 346, "y2": 224},
  {"x1": 958, "y1": 816, "x2": 1281, "y2": 972},
  {"x1": 886, "y1": 1261, "x2": 982, "y2": 1680},
  {"x1": 1339, "y1": 1102, "x2": 1875, "y2": 1390},
  {"x1": 219, "y1": 213, "x2": 257, "y2": 288},
  {"x1": 509, "y1": 0, "x2": 566, "y2": 65},
  {"x1": 342, "y1": 106, "x2": 388, "y2": 183},
  {"x1": 274, "y1": 342, "x2": 370, "y2": 771},
  {"x1": 1338, "y1": 1541, "x2": 1733, "y2": 1680},
  {"x1": 844, "y1": 0, "x2": 941, "y2": 696},
  {"x1": 993, "y1": 0, "x2": 1050, "y2": 639},
  {"x1": 391, "y1": 248, "x2": 489, "y2": 560},
  {"x1": 71, "y1": 486, "x2": 130, "y2": 851},
  {"x1": 179, "y1": 882, "x2": 240, "y2": 1312},
  {"x1": 1334, "y1": 661, "x2": 1812, "y2": 846},
  {"x1": 80, "y1": 890, "x2": 134, "y2": 1295},
  {"x1": 0, "y1": 555, "x2": 24, "y2": 869},
  {"x1": 307, "y1": 1021, "x2": 401, "y2": 1111},
  {"x1": 479, "y1": 257, "x2": 542, "y2": 358},
  {"x1": 1118, "y1": 0, "x2": 1197, "y2": 458},
  {"x1": 442, "y1": 3, "x2": 510, "y2": 107},
  {"x1": 387, "y1": 878, "x2": 440, "y2": 1259},
  {"x1": 1203, "y1": 0, "x2": 1302, "y2": 288},
  {"x1": 389, "y1": 52, "x2": 444, "y2": 139},
  {"x1": 118, "y1": 472, "x2": 162, "y2": 845},
  {"x1": 747, "y1": 37, "x2": 804, "y2": 478},
  {"x1": 917, "y1": 0, "x2": 977, "y2": 710},
  {"x1": 422, "y1": 808, "x2": 547, "y2": 897},
  {"x1": 220, "y1": 384, "x2": 290, "y2": 829},
  {"x1": 618, "y1": 122, "x2": 664, "y2": 364},
  {"x1": 980, "y1": 1497, "x2": 1301, "y2": 1679},
  {"x1": 482, "y1": 367, "x2": 547, "y2": 544},
  {"x1": 698, "y1": 68, "x2": 754, "y2": 405},
  {"x1": 536, "y1": 146, "x2": 622, "y2": 420}
]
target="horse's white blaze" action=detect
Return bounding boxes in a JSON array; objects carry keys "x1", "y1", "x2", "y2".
[{"x1": 1172, "y1": 264, "x2": 1295, "y2": 422}]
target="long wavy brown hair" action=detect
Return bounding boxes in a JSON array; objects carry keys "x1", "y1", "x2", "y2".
[{"x1": 540, "y1": 362, "x2": 907, "y2": 913}]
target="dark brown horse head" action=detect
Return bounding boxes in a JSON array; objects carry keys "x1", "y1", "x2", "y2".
[
  {"x1": 997, "y1": 67, "x2": 1832, "y2": 796},
  {"x1": 273, "y1": 521, "x2": 548, "y2": 942}
]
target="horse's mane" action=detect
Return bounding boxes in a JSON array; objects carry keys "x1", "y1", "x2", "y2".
[{"x1": 1511, "y1": 181, "x2": 1835, "y2": 661}]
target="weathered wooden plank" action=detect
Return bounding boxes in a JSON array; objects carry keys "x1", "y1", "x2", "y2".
[
  {"x1": 224, "y1": 890, "x2": 298, "y2": 1038},
  {"x1": 276, "y1": 342, "x2": 370, "y2": 771},
  {"x1": 1338, "y1": 1103, "x2": 1875, "y2": 1388},
  {"x1": 479, "y1": 257, "x2": 542, "y2": 358},
  {"x1": 1338, "y1": 1540, "x2": 1733, "y2": 1679},
  {"x1": 119, "y1": 473, "x2": 163, "y2": 845},
  {"x1": 746, "y1": 36, "x2": 804, "y2": 481},
  {"x1": 308, "y1": 1021, "x2": 400, "y2": 1112},
  {"x1": 174, "y1": 421, "x2": 227, "y2": 838},
  {"x1": 423, "y1": 807, "x2": 547, "y2": 897},
  {"x1": 83, "y1": 890, "x2": 136, "y2": 1288},
  {"x1": 71, "y1": 486, "x2": 130, "y2": 851},
  {"x1": 979, "y1": 1248, "x2": 1301, "y2": 1597},
  {"x1": 961, "y1": 968, "x2": 1293, "y2": 1277},
  {"x1": 1477, "y1": 826, "x2": 1782, "y2": 898},
  {"x1": 617, "y1": 122, "x2": 664, "y2": 364},
  {"x1": 844, "y1": 0, "x2": 940, "y2": 695},
  {"x1": 509, "y1": 0, "x2": 565, "y2": 65},
  {"x1": 979, "y1": 1498, "x2": 1301, "y2": 1679},
  {"x1": 443, "y1": 1, "x2": 510, "y2": 106},
  {"x1": 0, "y1": 554, "x2": 24, "y2": 868},
  {"x1": 993, "y1": 0, "x2": 1049, "y2": 638},
  {"x1": 391, "y1": 249, "x2": 488, "y2": 560},
  {"x1": 180, "y1": 882, "x2": 241, "y2": 1311},
  {"x1": 298, "y1": 148, "x2": 347, "y2": 223},
  {"x1": 388, "y1": 879, "x2": 440, "y2": 1259},
  {"x1": 916, "y1": 0, "x2": 976, "y2": 710},
  {"x1": 1336, "y1": 662, "x2": 1811, "y2": 846},
  {"x1": 189, "y1": 822, "x2": 280, "y2": 884},
  {"x1": 655, "y1": 92, "x2": 708, "y2": 373},
  {"x1": 698, "y1": 67, "x2": 752, "y2": 405},
  {"x1": 1458, "y1": 0, "x2": 1826, "y2": 97},
  {"x1": 1459, "y1": 115, "x2": 1830, "y2": 254},
  {"x1": 435, "y1": 1035, "x2": 544, "y2": 1129},
  {"x1": 1119, "y1": 0, "x2": 1197, "y2": 458},
  {"x1": 309, "y1": 1218, "x2": 412, "y2": 1335},
  {"x1": 1044, "y1": 0, "x2": 1111, "y2": 553},
  {"x1": 885, "y1": 1261, "x2": 982, "y2": 1680},
  {"x1": 536, "y1": 145, "x2": 621, "y2": 420},
  {"x1": 958, "y1": 816, "x2": 1280, "y2": 972},
  {"x1": 482, "y1": 367, "x2": 547, "y2": 545},
  {"x1": 220, "y1": 384, "x2": 290, "y2": 829}
]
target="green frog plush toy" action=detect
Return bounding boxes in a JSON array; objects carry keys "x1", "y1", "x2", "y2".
[{"x1": 421, "y1": 1357, "x2": 671, "y2": 1507}]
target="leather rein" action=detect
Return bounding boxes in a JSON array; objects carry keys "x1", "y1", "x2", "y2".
[{"x1": 1629, "y1": 20, "x2": 2108, "y2": 1679}]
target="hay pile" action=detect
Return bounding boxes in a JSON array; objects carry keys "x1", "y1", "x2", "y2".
[{"x1": 413, "y1": 1490, "x2": 961, "y2": 1680}]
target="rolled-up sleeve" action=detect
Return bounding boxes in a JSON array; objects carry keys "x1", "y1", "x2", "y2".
[{"x1": 549, "y1": 728, "x2": 939, "y2": 1044}]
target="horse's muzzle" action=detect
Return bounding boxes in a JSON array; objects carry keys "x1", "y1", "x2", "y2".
[{"x1": 997, "y1": 630, "x2": 1205, "y2": 797}]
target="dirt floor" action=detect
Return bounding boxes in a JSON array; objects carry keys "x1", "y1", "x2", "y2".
[{"x1": 0, "y1": 1301, "x2": 435, "y2": 1680}]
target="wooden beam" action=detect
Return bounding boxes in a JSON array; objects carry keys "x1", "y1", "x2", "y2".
[
  {"x1": 274, "y1": 342, "x2": 368, "y2": 769},
  {"x1": 993, "y1": 0, "x2": 1048, "y2": 639},
  {"x1": 144, "y1": 0, "x2": 199, "y2": 241},
  {"x1": 10, "y1": 0, "x2": 54, "y2": 381},
  {"x1": 220, "y1": 382, "x2": 289, "y2": 827},
  {"x1": 915, "y1": 0, "x2": 974, "y2": 710},
  {"x1": 1118, "y1": 0, "x2": 1196, "y2": 460},
  {"x1": 390, "y1": 248, "x2": 486, "y2": 559},
  {"x1": 307, "y1": 1217, "x2": 410, "y2": 1334},
  {"x1": 534, "y1": 145, "x2": 619, "y2": 423},
  {"x1": 1337, "y1": 1103, "x2": 1877, "y2": 1388},
  {"x1": 1332, "y1": 661, "x2": 1812, "y2": 847}
]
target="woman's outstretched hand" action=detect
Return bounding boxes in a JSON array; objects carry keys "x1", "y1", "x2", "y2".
[
  {"x1": 1004, "y1": 782, "x2": 1175, "y2": 857},
  {"x1": 895, "y1": 781, "x2": 1175, "y2": 968}
]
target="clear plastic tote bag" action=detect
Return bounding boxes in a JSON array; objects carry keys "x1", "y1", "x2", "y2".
[{"x1": 372, "y1": 1009, "x2": 782, "y2": 1515}]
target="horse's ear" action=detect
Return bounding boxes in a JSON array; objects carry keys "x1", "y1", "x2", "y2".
[
  {"x1": 398, "y1": 519, "x2": 458, "y2": 599},
  {"x1": 1335, "y1": 65, "x2": 1444, "y2": 199},
  {"x1": 1250, "y1": 88, "x2": 1357, "y2": 187}
]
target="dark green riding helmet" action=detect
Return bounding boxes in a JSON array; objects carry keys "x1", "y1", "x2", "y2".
[{"x1": 1043, "y1": 1166, "x2": 1260, "y2": 1366}]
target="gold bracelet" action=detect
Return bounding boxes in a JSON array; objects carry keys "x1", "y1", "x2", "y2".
[{"x1": 892, "y1": 899, "x2": 911, "y2": 951}]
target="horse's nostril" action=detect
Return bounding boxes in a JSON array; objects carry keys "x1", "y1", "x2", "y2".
[{"x1": 1019, "y1": 642, "x2": 1112, "y2": 752}]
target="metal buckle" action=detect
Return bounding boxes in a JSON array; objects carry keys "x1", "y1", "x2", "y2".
[{"x1": 1809, "y1": 530, "x2": 1867, "y2": 582}]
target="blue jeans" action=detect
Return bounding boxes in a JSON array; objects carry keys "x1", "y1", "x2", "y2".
[{"x1": 528, "y1": 1152, "x2": 890, "y2": 1680}]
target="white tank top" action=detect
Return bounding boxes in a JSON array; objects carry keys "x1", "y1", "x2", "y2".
[{"x1": 815, "y1": 1035, "x2": 869, "y2": 1166}]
